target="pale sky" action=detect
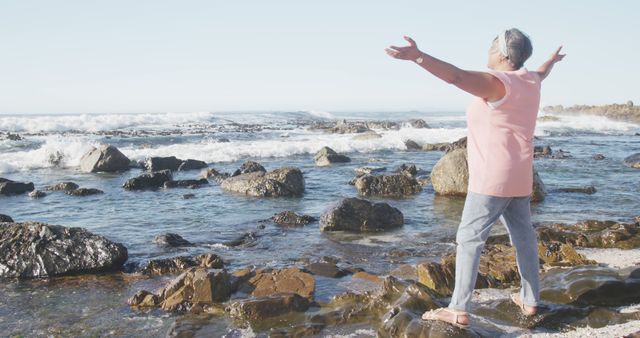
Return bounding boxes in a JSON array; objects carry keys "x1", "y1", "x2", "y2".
[{"x1": 0, "y1": 1, "x2": 638, "y2": 114}]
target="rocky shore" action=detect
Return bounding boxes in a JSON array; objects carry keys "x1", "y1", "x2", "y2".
[{"x1": 543, "y1": 101, "x2": 640, "y2": 124}]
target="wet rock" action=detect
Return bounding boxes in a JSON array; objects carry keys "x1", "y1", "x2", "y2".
[
  {"x1": 314, "y1": 147, "x2": 351, "y2": 166},
  {"x1": 537, "y1": 242, "x2": 596, "y2": 267},
  {"x1": 163, "y1": 178, "x2": 209, "y2": 189},
  {"x1": 416, "y1": 175, "x2": 431, "y2": 187},
  {"x1": 246, "y1": 267, "x2": 315, "y2": 300},
  {"x1": 200, "y1": 168, "x2": 230, "y2": 182},
  {"x1": 157, "y1": 268, "x2": 232, "y2": 312},
  {"x1": 393, "y1": 163, "x2": 418, "y2": 177},
  {"x1": 0, "y1": 222, "x2": 127, "y2": 278},
  {"x1": 422, "y1": 137, "x2": 468, "y2": 152},
  {"x1": 0, "y1": 214, "x2": 14, "y2": 222},
  {"x1": 552, "y1": 149, "x2": 572, "y2": 159},
  {"x1": 352, "y1": 271, "x2": 382, "y2": 284},
  {"x1": 221, "y1": 167, "x2": 305, "y2": 197},
  {"x1": 232, "y1": 161, "x2": 266, "y2": 177},
  {"x1": 177, "y1": 159, "x2": 208, "y2": 171},
  {"x1": 45, "y1": 182, "x2": 79, "y2": 191},
  {"x1": 332, "y1": 120, "x2": 371, "y2": 134},
  {"x1": 222, "y1": 232, "x2": 257, "y2": 247},
  {"x1": 123, "y1": 170, "x2": 173, "y2": 190},
  {"x1": 145, "y1": 156, "x2": 183, "y2": 171},
  {"x1": 227, "y1": 294, "x2": 310, "y2": 322},
  {"x1": 537, "y1": 220, "x2": 640, "y2": 249},
  {"x1": 352, "y1": 131, "x2": 382, "y2": 140},
  {"x1": 430, "y1": 148, "x2": 469, "y2": 196},
  {"x1": 557, "y1": 186, "x2": 597, "y2": 194},
  {"x1": 407, "y1": 118, "x2": 429, "y2": 128},
  {"x1": 404, "y1": 139, "x2": 421, "y2": 150},
  {"x1": 366, "y1": 121, "x2": 400, "y2": 130},
  {"x1": 354, "y1": 166, "x2": 386, "y2": 176},
  {"x1": 537, "y1": 115, "x2": 560, "y2": 122},
  {"x1": 422, "y1": 142, "x2": 450, "y2": 152},
  {"x1": 182, "y1": 193, "x2": 195, "y2": 199},
  {"x1": 0, "y1": 179, "x2": 35, "y2": 196},
  {"x1": 304, "y1": 262, "x2": 348, "y2": 278},
  {"x1": 28, "y1": 190, "x2": 46, "y2": 198},
  {"x1": 139, "y1": 254, "x2": 223, "y2": 276},
  {"x1": 354, "y1": 174, "x2": 422, "y2": 197},
  {"x1": 624, "y1": 153, "x2": 640, "y2": 169},
  {"x1": 79, "y1": 145, "x2": 130, "y2": 173},
  {"x1": 65, "y1": 188, "x2": 104, "y2": 196},
  {"x1": 320, "y1": 197, "x2": 403, "y2": 232},
  {"x1": 592, "y1": 153, "x2": 606, "y2": 160},
  {"x1": 153, "y1": 233, "x2": 193, "y2": 247},
  {"x1": 271, "y1": 211, "x2": 315, "y2": 226},
  {"x1": 534, "y1": 145, "x2": 553, "y2": 158},
  {"x1": 531, "y1": 170, "x2": 547, "y2": 202},
  {"x1": 6, "y1": 132, "x2": 23, "y2": 141},
  {"x1": 128, "y1": 290, "x2": 160, "y2": 307}
]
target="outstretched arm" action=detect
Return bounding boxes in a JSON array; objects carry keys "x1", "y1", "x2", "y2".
[
  {"x1": 536, "y1": 46, "x2": 565, "y2": 81},
  {"x1": 385, "y1": 36, "x2": 505, "y2": 102}
]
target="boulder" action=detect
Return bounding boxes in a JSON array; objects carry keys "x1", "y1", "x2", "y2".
[
  {"x1": 232, "y1": 161, "x2": 266, "y2": 176},
  {"x1": 271, "y1": 211, "x2": 315, "y2": 226},
  {"x1": 0, "y1": 180, "x2": 35, "y2": 196},
  {"x1": 163, "y1": 178, "x2": 209, "y2": 189},
  {"x1": 314, "y1": 147, "x2": 351, "y2": 166},
  {"x1": 424, "y1": 137, "x2": 468, "y2": 153},
  {"x1": 145, "y1": 156, "x2": 183, "y2": 172},
  {"x1": 304, "y1": 262, "x2": 348, "y2": 278},
  {"x1": 534, "y1": 145, "x2": 553, "y2": 158},
  {"x1": 532, "y1": 170, "x2": 547, "y2": 202},
  {"x1": 354, "y1": 174, "x2": 422, "y2": 198},
  {"x1": 244, "y1": 267, "x2": 315, "y2": 300},
  {"x1": 177, "y1": 159, "x2": 208, "y2": 171},
  {"x1": 320, "y1": 197, "x2": 404, "y2": 232},
  {"x1": 592, "y1": 154, "x2": 606, "y2": 160},
  {"x1": 79, "y1": 145, "x2": 130, "y2": 173},
  {"x1": 65, "y1": 188, "x2": 104, "y2": 196},
  {"x1": 0, "y1": 222, "x2": 127, "y2": 278},
  {"x1": 332, "y1": 120, "x2": 371, "y2": 134},
  {"x1": 28, "y1": 190, "x2": 46, "y2": 198},
  {"x1": 153, "y1": 233, "x2": 193, "y2": 247},
  {"x1": 154, "y1": 268, "x2": 232, "y2": 312},
  {"x1": 537, "y1": 219, "x2": 640, "y2": 249},
  {"x1": 623, "y1": 153, "x2": 640, "y2": 169},
  {"x1": 394, "y1": 163, "x2": 418, "y2": 177},
  {"x1": 45, "y1": 182, "x2": 79, "y2": 191},
  {"x1": 123, "y1": 170, "x2": 173, "y2": 190},
  {"x1": 422, "y1": 142, "x2": 450, "y2": 152},
  {"x1": 221, "y1": 167, "x2": 305, "y2": 197},
  {"x1": 430, "y1": 148, "x2": 469, "y2": 196},
  {"x1": 407, "y1": 118, "x2": 429, "y2": 128},
  {"x1": 227, "y1": 294, "x2": 310, "y2": 322},
  {"x1": 139, "y1": 254, "x2": 223, "y2": 276},
  {"x1": 0, "y1": 214, "x2": 14, "y2": 222},
  {"x1": 200, "y1": 168, "x2": 230, "y2": 182},
  {"x1": 404, "y1": 139, "x2": 421, "y2": 150}
]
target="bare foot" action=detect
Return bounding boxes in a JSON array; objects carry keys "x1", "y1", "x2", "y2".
[
  {"x1": 422, "y1": 307, "x2": 470, "y2": 327},
  {"x1": 511, "y1": 293, "x2": 537, "y2": 316}
]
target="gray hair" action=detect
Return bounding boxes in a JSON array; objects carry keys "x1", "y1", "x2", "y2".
[{"x1": 496, "y1": 28, "x2": 533, "y2": 69}]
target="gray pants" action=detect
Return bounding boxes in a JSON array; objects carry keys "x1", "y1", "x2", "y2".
[{"x1": 448, "y1": 191, "x2": 540, "y2": 312}]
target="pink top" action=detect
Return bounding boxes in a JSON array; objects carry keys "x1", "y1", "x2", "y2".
[{"x1": 466, "y1": 68, "x2": 541, "y2": 197}]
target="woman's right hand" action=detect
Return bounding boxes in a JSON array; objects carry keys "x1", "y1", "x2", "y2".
[
  {"x1": 549, "y1": 46, "x2": 566, "y2": 64},
  {"x1": 385, "y1": 36, "x2": 423, "y2": 61}
]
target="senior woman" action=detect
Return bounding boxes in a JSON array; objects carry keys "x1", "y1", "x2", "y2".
[{"x1": 386, "y1": 28, "x2": 565, "y2": 327}]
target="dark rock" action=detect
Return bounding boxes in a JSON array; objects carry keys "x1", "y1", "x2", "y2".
[
  {"x1": 0, "y1": 222, "x2": 127, "y2": 278},
  {"x1": 153, "y1": 233, "x2": 193, "y2": 247},
  {"x1": 407, "y1": 118, "x2": 429, "y2": 128},
  {"x1": 222, "y1": 232, "x2": 258, "y2": 247},
  {"x1": 552, "y1": 149, "x2": 572, "y2": 159},
  {"x1": 200, "y1": 168, "x2": 230, "y2": 182},
  {"x1": 65, "y1": 188, "x2": 104, "y2": 196},
  {"x1": 557, "y1": 186, "x2": 597, "y2": 194},
  {"x1": 354, "y1": 174, "x2": 422, "y2": 198},
  {"x1": 6, "y1": 132, "x2": 23, "y2": 141},
  {"x1": 272, "y1": 211, "x2": 315, "y2": 226},
  {"x1": 314, "y1": 147, "x2": 351, "y2": 166},
  {"x1": 182, "y1": 193, "x2": 195, "y2": 199},
  {"x1": 163, "y1": 178, "x2": 209, "y2": 189},
  {"x1": 139, "y1": 254, "x2": 223, "y2": 276},
  {"x1": 177, "y1": 159, "x2": 208, "y2": 171},
  {"x1": 422, "y1": 142, "x2": 450, "y2": 152},
  {"x1": 79, "y1": 145, "x2": 130, "y2": 173},
  {"x1": 534, "y1": 145, "x2": 553, "y2": 158},
  {"x1": 0, "y1": 180, "x2": 34, "y2": 196},
  {"x1": 305, "y1": 262, "x2": 348, "y2": 278},
  {"x1": 394, "y1": 163, "x2": 418, "y2": 177},
  {"x1": 320, "y1": 197, "x2": 404, "y2": 232},
  {"x1": 123, "y1": 170, "x2": 173, "y2": 190},
  {"x1": 227, "y1": 294, "x2": 310, "y2": 322},
  {"x1": 231, "y1": 161, "x2": 266, "y2": 177},
  {"x1": 354, "y1": 166, "x2": 386, "y2": 176},
  {"x1": 28, "y1": 190, "x2": 46, "y2": 198},
  {"x1": 45, "y1": 182, "x2": 79, "y2": 191},
  {"x1": 145, "y1": 156, "x2": 183, "y2": 172},
  {"x1": 221, "y1": 167, "x2": 305, "y2": 197},
  {"x1": 331, "y1": 120, "x2": 371, "y2": 134},
  {"x1": 0, "y1": 214, "x2": 14, "y2": 222},
  {"x1": 128, "y1": 290, "x2": 159, "y2": 307},
  {"x1": 404, "y1": 139, "x2": 421, "y2": 150},
  {"x1": 592, "y1": 153, "x2": 605, "y2": 160},
  {"x1": 624, "y1": 153, "x2": 640, "y2": 169}
]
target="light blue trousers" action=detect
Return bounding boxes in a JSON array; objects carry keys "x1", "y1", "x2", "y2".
[{"x1": 448, "y1": 191, "x2": 540, "y2": 312}]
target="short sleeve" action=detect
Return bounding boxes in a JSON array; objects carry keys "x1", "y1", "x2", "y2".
[{"x1": 486, "y1": 70, "x2": 511, "y2": 109}]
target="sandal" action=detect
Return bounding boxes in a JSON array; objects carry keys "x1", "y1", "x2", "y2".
[
  {"x1": 422, "y1": 307, "x2": 470, "y2": 328},
  {"x1": 510, "y1": 293, "x2": 537, "y2": 316}
]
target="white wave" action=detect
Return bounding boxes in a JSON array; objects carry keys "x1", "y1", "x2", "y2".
[
  {"x1": 0, "y1": 136, "x2": 97, "y2": 173},
  {"x1": 307, "y1": 110, "x2": 335, "y2": 119},
  {"x1": 535, "y1": 113, "x2": 639, "y2": 136}
]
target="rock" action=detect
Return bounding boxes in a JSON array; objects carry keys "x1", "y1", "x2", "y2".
[
  {"x1": 200, "y1": 168, "x2": 230, "y2": 182},
  {"x1": 552, "y1": 149, "x2": 572, "y2": 159},
  {"x1": 623, "y1": 153, "x2": 640, "y2": 169},
  {"x1": 163, "y1": 178, "x2": 209, "y2": 189},
  {"x1": 145, "y1": 156, "x2": 183, "y2": 172},
  {"x1": 320, "y1": 197, "x2": 404, "y2": 232},
  {"x1": 314, "y1": 147, "x2": 351, "y2": 166},
  {"x1": 157, "y1": 268, "x2": 232, "y2": 312},
  {"x1": 537, "y1": 220, "x2": 640, "y2": 249},
  {"x1": 128, "y1": 290, "x2": 160, "y2": 307},
  {"x1": 352, "y1": 271, "x2": 382, "y2": 284},
  {"x1": 407, "y1": 118, "x2": 429, "y2": 128},
  {"x1": 139, "y1": 254, "x2": 223, "y2": 276},
  {"x1": 537, "y1": 115, "x2": 561, "y2": 122},
  {"x1": 65, "y1": 188, "x2": 104, "y2": 196},
  {"x1": 416, "y1": 175, "x2": 431, "y2": 187},
  {"x1": 271, "y1": 211, "x2": 315, "y2": 226},
  {"x1": 45, "y1": 182, "x2": 79, "y2": 191},
  {"x1": 28, "y1": 190, "x2": 46, "y2": 198},
  {"x1": 0, "y1": 214, "x2": 14, "y2": 222},
  {"x1": 227, "y1": 294, "x2": 310, "y2": 322},
  {"x1": 354, "y1": 166, "x2": 386, "y2": 176},
  {"x1": 123, "y1": 170, "x2": 173, "y2": 190},
  {"x1": 222, "y1": 232, "x2": 258, "y2": 247},
  {"x1": 422, "y1": 142, "x2": 450, "y2": 152},
  {"x1": 445, "y1": 137, "x2": 468, "y2": 153},
  {"x1": 430, "y1": 148, "x2": 469, "y2": 196},
  {"x1": 366, "y1": 121, "x2": 400, "y2": 130},
  {"x1": 79, "y1": 145, "x2": 130, "y2": 173},
  {"x1": 332, "y1": 120, "x2": 371, "y2": 134},
  {"x1": 182, "y1": 193, "x2": 195, "y2": 199},
  {"x1": 592, "y1": 153, "x2": 606, "y2": 160},
  {"x1": 246, "y1": 267, "x2": 316, "y2": 300},
  {"x1": 404, "y1": 139, "x2": 421, "y2": 150},
  {"x1": 232, "y1": 160, "x2": 266, "y2": 176},
  {"x1": 6, "y1": 132, "x2": 23, "y2": 141},
  {"x1": 557, "y1": 186, "x2": 597, "y2": 194},
  {"x1": 305, "y1": 262, "x2": 348, "y2": 278},
  {"x1": 0, "y1": 222, "x2": 127, "y2": 278},
  {"x1": 394, "y1": 163, "x2": 419, "y2": 177},
  {"x1": 534, "y1": 145, "x2": 553, "y2": 158},
  {"x1": 177, "y1": 159, "x2": 208, "y2": 171},
  {"x1": 153, "y1": 233, "x2": 193, "y2": 247},
  {"x1": 0, "y1": 180, "x2": 35, "y2": 196},
  {"x1": 221, "y1": 167, "x2": 305, "y2": 197},
  {"x1": 352, "y1": 132, "x2": 382, "y2": 140},
  {"x1": 354, "y1": 174, "x2": 422, "y2": 197},
  {"x1": 532, "y1": 170, "x2": 547, "y2": 202}
]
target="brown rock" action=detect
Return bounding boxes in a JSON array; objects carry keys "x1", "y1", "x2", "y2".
[
  {"x1": 354, "y1": 174, "x2": 422, "y2": 197},
  {"x1": 247, "y1": 267, "x2": 315, "y2": 300}
]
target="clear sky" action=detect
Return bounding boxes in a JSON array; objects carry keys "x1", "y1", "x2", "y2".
[{"x1": 0, "y1": 1, "x2": 638, "y2": 114}]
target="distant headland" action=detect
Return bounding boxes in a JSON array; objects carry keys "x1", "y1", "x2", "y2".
[{"x1": 543, "y1": 101, "x2": 640, "y2": 124}]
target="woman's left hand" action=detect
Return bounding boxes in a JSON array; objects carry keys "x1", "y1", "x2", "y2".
[{"x1": 385, "y1": 36, "x2": 422, "y2": 61}]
